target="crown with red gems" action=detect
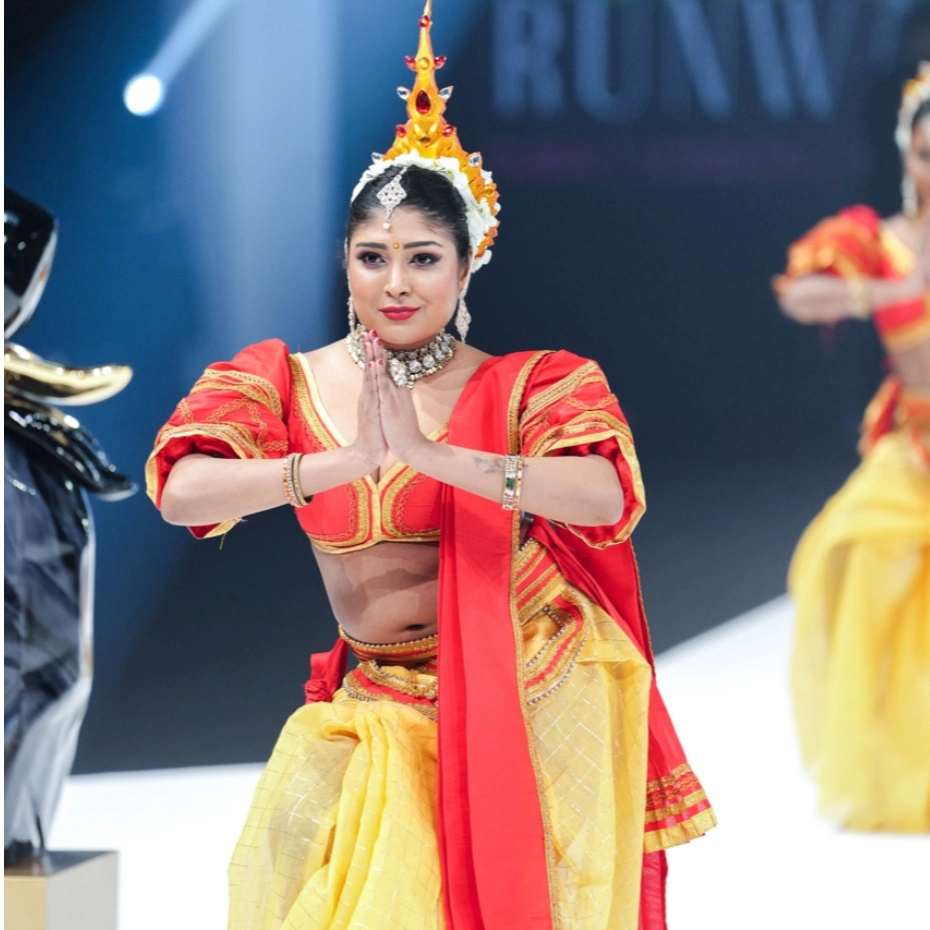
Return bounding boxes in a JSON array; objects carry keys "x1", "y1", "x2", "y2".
[
  {"x1": 897, "y1": 61, "x2": 930, "y2": 152},
  {"x1": 351, "y1": 0, "x2": 500, "y2": 270}
]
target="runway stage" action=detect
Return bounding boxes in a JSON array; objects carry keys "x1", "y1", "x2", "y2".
[{"x1": 49, "y1": 596, "x2": 928, "y2": 929}]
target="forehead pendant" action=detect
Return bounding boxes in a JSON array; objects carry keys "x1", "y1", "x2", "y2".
[
  {"x1": 349, "y1": 0, "x2": 501, "y2": 267},
  {"x1": 376, "y1": 167, "x2": 409, "y2": 229}
]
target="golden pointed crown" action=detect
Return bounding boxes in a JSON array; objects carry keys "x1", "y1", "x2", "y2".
[
  {"x1": 897, "y1": 61, "x2": 930, "y2": 151},
  {"x1": 352, "y1": 0, "x2": 500, "y2": 269}
]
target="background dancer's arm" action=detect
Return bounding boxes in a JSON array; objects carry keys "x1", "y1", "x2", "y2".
[
  {"x1": 777, "y1": 215, "x2": 930, "y2": 325},
  {"x1": 776, "y1": 272, "x2": 926, "y2": 325}
]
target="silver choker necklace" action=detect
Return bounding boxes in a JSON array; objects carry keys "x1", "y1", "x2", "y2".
[{"x1": 346, "y1": 326, "x2": 456, "y2": 388}]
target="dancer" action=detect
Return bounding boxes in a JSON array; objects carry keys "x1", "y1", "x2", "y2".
[
  {"x1": 147, "y1": 4, "x2": 715, "y2": 926},
  {"x1": 774, "y1": 63, "x2": 930, "y2": 833}
]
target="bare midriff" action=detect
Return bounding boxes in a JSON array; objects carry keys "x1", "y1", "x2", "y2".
[
  {"x1": 891, "y1": 337, "x2": 930, "y2": 393},
  {"x1": 313, "y1": 541, "x2": 440, "y2": 644}
]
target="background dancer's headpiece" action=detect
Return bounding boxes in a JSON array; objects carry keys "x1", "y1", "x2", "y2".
[
  {"x1": 896, "y1": 61, "x2": 930, "y2": 152},
  {"x1": 351, "y1": 0, "x2": 501, "y2": 270}
]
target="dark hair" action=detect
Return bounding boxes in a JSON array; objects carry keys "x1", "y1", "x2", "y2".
[
  {"x1": 913, "y1": 98, "x2": 930, "y2": 132},
  {"x1": 346, "y1": 164, "x2": 470, "y2": 265}
]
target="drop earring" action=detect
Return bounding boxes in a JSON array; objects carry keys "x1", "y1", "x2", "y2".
[
  {"x1": 902, "y1": 175, "x2": 918, "y2": 218},
  {"x1": 455, "y1": 296, "x2": 471, "y2": 343},
  {"x1": 455, "y1": 267, "x2": 474, "y2": 343},
  {"x1": 347, "y1": 294, "x2": 357, "y2": 333}
]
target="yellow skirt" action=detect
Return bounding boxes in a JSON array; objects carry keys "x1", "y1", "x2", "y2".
[
  {"x1": 789, "y1": 431, "x2": 930, "y2": 832},
  {"x1": 227, "y1": 556, "x2": 657, "y2": 929}
]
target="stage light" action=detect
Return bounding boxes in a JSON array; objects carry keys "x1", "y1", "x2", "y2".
[
  {"x1": 122, "y1": 0, "x2": 238, "y2": 117},
  {"x1": 124, "y1": 74, "x2": 164, "y2": 116}
]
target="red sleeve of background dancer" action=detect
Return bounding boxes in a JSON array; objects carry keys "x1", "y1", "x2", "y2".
[{"x1": 780, "y1": 205, "x2": 883, "y2": 280}]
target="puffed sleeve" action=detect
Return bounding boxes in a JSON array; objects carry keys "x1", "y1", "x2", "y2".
[
  {"x1": 778, "y1": 205, "x2": 882, "y2": 283},
  {"x1": 145, "y1": 339, "x2": 292, "y2": 538},
  {"x1": 519, "y1": 350, "x2": 645, "y2": 548}
]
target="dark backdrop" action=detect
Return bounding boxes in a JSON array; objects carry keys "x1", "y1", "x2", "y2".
[{"x1": 6, "y1": 0, "x2": 929, "y2": 772}]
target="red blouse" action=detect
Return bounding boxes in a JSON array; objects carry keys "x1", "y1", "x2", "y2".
[{"x1": 146, "y1": 340, "x2": 645, "y2": 551}]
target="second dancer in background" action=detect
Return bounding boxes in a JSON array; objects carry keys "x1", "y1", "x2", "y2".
[{"x1": 774, "y1": 63, "x2": 930, "y2": 833}]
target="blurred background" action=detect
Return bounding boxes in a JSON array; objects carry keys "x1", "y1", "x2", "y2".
[{"x1": 6, "y1": 0, "x2": 930, "y2": 774}]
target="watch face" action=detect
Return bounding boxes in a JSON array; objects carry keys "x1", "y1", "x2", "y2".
[{"x1": 4, "y1": 188, "x2": 58, "y2": 339}]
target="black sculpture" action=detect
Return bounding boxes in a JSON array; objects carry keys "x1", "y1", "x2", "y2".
[{"x1": 4, "y1": 188, "x2": 136, "y2": 865}]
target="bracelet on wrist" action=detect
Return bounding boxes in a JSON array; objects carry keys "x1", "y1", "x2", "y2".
[
  {"x1": 501, "y1": 455, "x2": 525, "y2": 512},
  {"x1": 282, "y1": 453, "x2": 309, "y2": 508},
  {"x1": 847, "y1": 277, "x2": 872, "y2": 319}
]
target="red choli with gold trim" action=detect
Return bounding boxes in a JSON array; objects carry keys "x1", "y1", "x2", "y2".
[
  {"x1": 145, "y1": 340, "x2": 646, "y2": 551},
  {"x1": 779, "y1": 205, "x2": 930, "y2": 353}
]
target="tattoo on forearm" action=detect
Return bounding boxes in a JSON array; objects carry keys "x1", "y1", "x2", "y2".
[{"x1": 473, "y1": 455, "x2": 505, "y2": 475}]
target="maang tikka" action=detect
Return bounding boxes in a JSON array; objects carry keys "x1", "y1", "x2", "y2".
[{"x1": 377, "y1": 167, "x2": 410, "y2": 229}]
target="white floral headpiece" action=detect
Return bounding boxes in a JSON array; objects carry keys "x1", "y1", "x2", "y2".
[
  {"x1": 349, "y1": 1, "x2": 500, "y2": 273},
  {"x1": 896, "y1": 61, "x2": 930, "y2": 153}
]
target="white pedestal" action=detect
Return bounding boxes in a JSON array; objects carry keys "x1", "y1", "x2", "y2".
[{"x1": 4, "y1": 851, "x2": 118, "y2": 930}]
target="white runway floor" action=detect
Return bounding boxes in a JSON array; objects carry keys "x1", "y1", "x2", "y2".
[{"x1": 49, "y1": 596, "x2": 929, "y2": 929}]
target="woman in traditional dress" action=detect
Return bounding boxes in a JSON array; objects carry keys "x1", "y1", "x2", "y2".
[
  {"x1": 147, "y1": 4, "x2": 715, "y2": 926},
  {"x1": 774, "y1": 64, "x2": 930, "y2": 833}
]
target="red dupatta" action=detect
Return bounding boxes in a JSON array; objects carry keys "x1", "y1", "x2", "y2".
[
  {"x1": 438, "y1": 350, "x2": 706, "y2": 929},
  {"x1": 436, "y1": 352, "x2": 551, "y2": 929}
]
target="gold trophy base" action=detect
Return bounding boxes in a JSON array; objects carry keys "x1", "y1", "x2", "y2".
[{"x1": 4, "y1": 851, "x2": 118, "y2": 930}]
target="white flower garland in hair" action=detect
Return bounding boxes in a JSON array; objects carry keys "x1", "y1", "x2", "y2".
[
  {"x1": 896, "y1": 62, "x2": 930, "y2": 153},
  {"x1": 351, "y1": 152, "x2": 499, "y2": 270}
]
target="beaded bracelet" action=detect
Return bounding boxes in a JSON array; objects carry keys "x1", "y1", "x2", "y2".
[
  {"x1": 502, "y1": 454, "x2": 525, "y2": 512},
  {"x1": 282, "y1": 453, "x2": 308, "y2": 508},
  {"x1": 282, "y1": 454, "x2": 299, "y2": 507},
  {"x1": 282, "y1": 455, "x2": 298, "y2": 507}
]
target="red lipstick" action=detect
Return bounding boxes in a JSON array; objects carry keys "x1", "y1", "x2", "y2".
[{"x1": 379, "y1": 305, "x2": 419, "y2": 321}]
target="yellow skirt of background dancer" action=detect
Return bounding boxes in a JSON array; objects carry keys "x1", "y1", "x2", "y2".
[
  {"x1": 789, "y1": 425, "x2": 930, "y2": 832},
  {"x1": 227, "y1": 546, "x2": 663, "y2": 930}
]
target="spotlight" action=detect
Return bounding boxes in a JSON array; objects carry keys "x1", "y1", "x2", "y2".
[
  {"x1": 122, "y1": 0, "x2": 239, "y2": 118},
  {"x1": 123, "y1": 74, "x2": 164, "y2": 116}
]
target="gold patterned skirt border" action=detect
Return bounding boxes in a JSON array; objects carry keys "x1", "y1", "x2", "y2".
[
  {"x1": 336, "y1": 590, "x2": 589, "y2": 725},
  {"x1": 338, "y1": 626, "x2": 438, "y2": 663},
  {"x1": 643, "y1": 763, "x2": 718, "y2": 852},
  {"x1": 338, "y1": 627, "x2": 439, "y2": 721}
]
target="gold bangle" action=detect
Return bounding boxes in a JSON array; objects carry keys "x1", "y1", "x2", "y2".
[
  {"x1": 847, "y1": 277, "x2": 872, "y2": 319},
  {"x1": 282, "y1": 453, "x2": 308, "y2": 508},
  {"x1": 290, "y1": 453, "x2": 308, "y2": 508},
  {"x1": 502, "y1": 455, "x2": 524, "y2": 512},
  {"x1": 282, "y1": 455, "x2": 299, "y2": 507}
]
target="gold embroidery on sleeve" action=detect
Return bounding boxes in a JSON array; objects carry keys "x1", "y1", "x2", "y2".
[
  {"x1": 526, "y1": 409, "x2": 646, "y2": 547},
  {"x1": 190, "y1": 368, "x2": 284, "y2": 418},
  {"x1": 521, "y1": 361, "x2": 601, "y2": 427}
]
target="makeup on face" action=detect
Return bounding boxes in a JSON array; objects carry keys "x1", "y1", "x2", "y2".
[
  {"x1": 347, "y1": 210, "x2": 464, "y2": 348},
  {"x1": 354, "y1": 240, "x2": 444, "y2": 256},
  {"x1": 380, "y1": 306, "x2": 419, "y2": 321}
]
